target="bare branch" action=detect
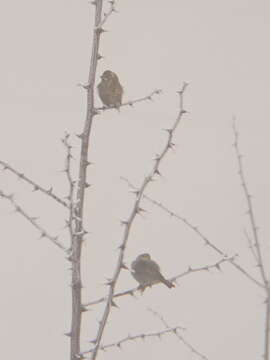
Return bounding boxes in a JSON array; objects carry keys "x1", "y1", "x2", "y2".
[
  {"x1": 81, "y1": 326, "x2": 184, "y2": 356},
  {"x1": 0, "y1": 160, "x2": 69, "y2": 208},
  {"x1": 69, "y1": 1, "x2": 105, "y2": 359},
  {"x1": 121, "y1": 177, "x2": 264, "y2": 289},
  {"x1": 62, "y1": 133, "x2": 76, "y2": 245},
  {"x1": 99, "y1": 0, "x2": 116, "y2": 28},
  {"x1": 232, "y1": 122, "x2": 268, "y2": 286},
  {"x1": 90, "y1": 83, "x2": 188, "y2": 360},
  {"x1": 233, "y1": 122, "x2": 269, "y2": 360},
  {"x1": 0, "y1": 190, "x2": 67, "y2": 251},
  {"x1": 95, "y1": 89, "x2": 162, "y2": 111},
  {"x1": 148, "y1": 308, "x2": 209, "y2": 360},
  {"x1": 244, "y1": 228, "x2": 259, "y2": 264},
  {"x1": 264, "y1": 288, "x2": 270, "y2": 360},
  {"x1": 83, "y1": 256, "x2": 232, "y2": 308}
]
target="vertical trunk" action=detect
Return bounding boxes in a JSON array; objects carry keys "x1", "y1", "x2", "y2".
[
  {"x1": 70, "y1": 1, "x2": 103, "y2": 359},
  {"x1": 265, "y1": 288, "x2": 270, "y2": 360}
]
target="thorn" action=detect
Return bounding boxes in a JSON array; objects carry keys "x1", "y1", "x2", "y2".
[
  {"x1": 111, "y1": 300, "x2": 118, "y2": 308},
  {"x1": 97, "y1": 54, "x2": 103, "y2": 60},
  {"x1": 76, "y1": 133, "x2": 84, "y2": 139},
  {"x1": 105, "y1": 279, "x2": 115, "y2": 286},
  {"x1": 95, "y1": 27, "x2": 106, "y2": 34},
  {"x1": 64, "y1": 332, "x2": 72, "y2": 337},
  {"x1": 88, "y1": 339, "x2": 97, "y2": 344},
  {"x1": 85, "y1": 183, "x2": 91, "y2": 188},
  {"x1": 32, "y1": 185, "x2": 39, "y2": 192},
  {"x1": 120, "y1": 220, "x2": 128, "y2": 226},
  {"x1": 85, "y1": 160, "x2": 92, "y2": 167},
  {"x1": 118, "y1": 243, "x2": 126, "y2": 251},
  {"x1": 129, "y1": 291, "x2": 135, "y2": 297},
  {"x1": 81, "y1": 306, "x2": 88, "y2": 312},
  {"x1": 163, "y1": 128, "x2": 173, "y2": 134},
  {"x1": 137, "y1": 207, "x2": 146, "y2": 213},
  {"x1": 121, "y1": 262, "x2": 128, "y2": 270},
  {"x1": 168, "y1": 142, "x2": 175, "y2": 149}
]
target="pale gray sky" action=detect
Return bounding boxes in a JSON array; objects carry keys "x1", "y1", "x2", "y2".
[{"x1": 0, "y1": 1, "x2": 270, "y2": 359}]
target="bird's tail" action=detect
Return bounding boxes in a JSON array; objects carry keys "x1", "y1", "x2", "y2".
[{"x1": 160, "y1": 275, "x2": 175, "y2": 288}]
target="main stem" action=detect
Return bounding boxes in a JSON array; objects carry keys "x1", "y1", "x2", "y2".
[
  {"x1": 70, "y1": 1, "x2": 103, "y2": 359},
  {"x1": 265, "y1": 287, "x2": 270, "y2": 360}
]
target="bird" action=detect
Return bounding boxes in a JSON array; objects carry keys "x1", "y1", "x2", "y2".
[
  {"x1": 131, "y1": 253, "x2": 175, "y2": 291},
  {"x1": 97, "y1": 70, "x2": 123, "y2": 108}
]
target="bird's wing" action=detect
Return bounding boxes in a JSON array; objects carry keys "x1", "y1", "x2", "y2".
[
  {"x1": 132, "y1": 259, "x2": 160, "y2": 274},
  {"x1": 147, "y1": 259, "x2": 160, "y2": 273},
  {"x1": 109, "y1": 79, "x2": 123, "y2": 96}
]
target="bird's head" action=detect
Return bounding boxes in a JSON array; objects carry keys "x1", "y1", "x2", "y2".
[
  {"x1": 100, "y1": 70, "x2": 117, "y2": 81},
  {"x1": 137, "y1": 253, "x2": 151, "y2": 260}
]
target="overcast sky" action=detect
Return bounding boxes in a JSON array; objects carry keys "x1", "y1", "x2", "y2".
[{"x1": 1, "y1": 1, "x2": 270, "y2": 359}]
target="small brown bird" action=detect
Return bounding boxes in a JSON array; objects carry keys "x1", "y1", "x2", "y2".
[
  {"x1": 97, "y1": 70, "x2": 123, "y2": 108},
  {"x1": 131, "y1": 253, "x2": 175, "y2": 291}
]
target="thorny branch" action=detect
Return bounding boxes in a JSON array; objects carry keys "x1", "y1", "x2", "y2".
[
  {"x1": 148, "y1": 308, "x2": 209, "y2": 360},
  {"x1": 95, "y1": 89, "x2": 162, "y2": 111},
  {"x1": 0, "y1": 160, "x2": 69, "y2": 208},
  {"x1": 83, "y1": 256, "x2": 231, "y2": 308},
  {"x1": 69, "y1": 0, "x2": 106, "y2": 359},
  {"x1": 0, "y1": 190, "x2": 66, "y2": 251},
  {"x1": 232, "y1": 123, "x2": 268, "y2": 285},
  {"x1": 89, "y1": 83, "x2": 188, "y2": 360},
  {"x1": 244, "y1": 229, "x2": 259, "y2": 264},
  {"x1": 62, "y1": 133, "x2": 76, "y2": 246},
  {"x1": 99, "y1": 0, "x2": 116, "y2": 28},
  {"x1": 81, "y1": 326, "x2": 184, "y2": 356},
  {"x1": 121, "y1": 177, "x2": 264, "y2": 289},
  {"x1": 232, "y1": 122, "x2": 269, "y2": 360}
]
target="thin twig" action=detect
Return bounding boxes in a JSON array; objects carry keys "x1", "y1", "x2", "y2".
[
  {"x1": 95, "y1": 89, "x2": 162, "y2": 111},
  {"x1": 99, "y1": 0, "x2": 116, "y2": 28},
  {"x1": 62, "y1": 133, "x2": 76, "y2": 246},
  {"x1": 81, "y1": 326, "x2": 184, "y2": 356},
  {"x1": 83, "y1": 256, "x2": 232, "y2": 308},
  {"x1": 148, "y1": 308, "x2": 209, "y2": 360},
  {"x1": 265, "y1": 288, "x2": 270, "y2": 360},
  {"x1": 233, "y1": 122, "x2": 269, "y2": 360},
  {"x1": 232, "y1": 122, "x2": 268, "y2": 286},
  {"x1": 0, "y1": 160, "x2": 69, "y2": 208},
  {"x1": 89, "y1": 83, "x2": 188, "y2": 360},
  {"x1": 0, "y1": 190, "x2": 67, "y2": 251},
  {"x1": 244, "y1": 229, "x2": 259, "y2": 264},
  {"x1": 121, "y1": 177, "x2": 264, "y2": 289}
]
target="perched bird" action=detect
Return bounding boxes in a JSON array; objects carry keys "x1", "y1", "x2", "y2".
[
  {"x1": 97, "y1": 70, "x2": 123, "y2": 108},
  {"x1": 131, "y1": 253, "x2": 175, "y2": 291}
]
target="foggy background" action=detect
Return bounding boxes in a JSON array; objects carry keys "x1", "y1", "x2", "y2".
[{"x1": 0, "y1": 0, "x2": 270, "y2": 359}]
